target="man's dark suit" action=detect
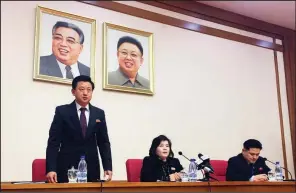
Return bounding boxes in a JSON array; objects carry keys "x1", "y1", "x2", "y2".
[
  {"x1": 226, "y1": 153, "x2": 270, "y2": 181},
  {"x1": 40, "y1": 54, "x2": 90, "y2": 78},
  {"x1": 46, "y1": 101, "x2": 112, "y2": 183}
]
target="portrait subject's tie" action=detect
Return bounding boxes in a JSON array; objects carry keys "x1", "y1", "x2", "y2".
[
  {"x1": 65, "y1": 66, "x2": 74, "y2": 79},
  {"x1": 80, "y1": 107, "x2": 87, "y2": 137}
]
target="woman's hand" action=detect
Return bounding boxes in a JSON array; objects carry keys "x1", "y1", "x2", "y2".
[{"x1": 169, "y1": 172, "x2": 181, "y2": 181}]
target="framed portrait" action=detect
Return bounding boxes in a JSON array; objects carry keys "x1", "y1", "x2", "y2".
[
  {"x1": 102, "y1": 22, "x2": 155, "y2": 95},
  {"x1": 33, "y1": 5, "x2": 96, "y2": 85}
]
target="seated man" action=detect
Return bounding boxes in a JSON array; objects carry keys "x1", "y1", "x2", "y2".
[{"x1": 226, "y1": 139, "x2": 271, "y2": 181}]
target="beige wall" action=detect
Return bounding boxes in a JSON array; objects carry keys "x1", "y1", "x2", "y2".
[{"x1": 1, "y1": 1, "x2": 294, "y2": 181}]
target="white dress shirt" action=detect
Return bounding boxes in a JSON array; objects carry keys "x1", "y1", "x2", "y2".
[
  {"x1": 56, "y1": 59, "x2": 80, "y2": 78},
  {"x1": 75, "y1": 101, "x2": 90, "y2": 126}
]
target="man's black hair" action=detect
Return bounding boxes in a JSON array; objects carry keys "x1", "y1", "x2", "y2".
[
  {"x1": 117, "y1": 36, "x2": 143, "y2": 55},
  {"x1": 243, "y1": 139, "x2": 262, "y2": 150},
  {"x1": 72, "y1": 75, "x2": 94, "y2": 90}
]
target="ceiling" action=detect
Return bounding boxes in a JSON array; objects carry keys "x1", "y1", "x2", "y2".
[{"x1": 197, "y1": 1, "x2": 295, "y2": 30}]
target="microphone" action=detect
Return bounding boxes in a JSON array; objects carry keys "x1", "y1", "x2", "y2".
[
  {"x1": 178, "y1": 151, "x2": 203, "y2": 169},
  {"x1": 178, "y1": 151, "x2": 205, "y2": 180},
  {"x1": 198, "y1": 153, "x2": 214, "y2": 173},
  {"x1": 263, "y1": 158, "x2": 295, "y2": 181},
  {"x1": 178, "y1": 151, "x2": 219, "y2": 182},
  {"x1": 179, "y1": 151, "x2": 211, "y2": 171},
  {"x1": 178, "y1": 151, "x2": 191, "y2": 162}
]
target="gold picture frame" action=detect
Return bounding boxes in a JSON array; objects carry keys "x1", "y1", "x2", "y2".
[
  {"x1": 102, "y1": 22, "x2": 155, "y2": 95},
  {"x1": 33, "y1": 5, "x2": 96, "y2": 85}
]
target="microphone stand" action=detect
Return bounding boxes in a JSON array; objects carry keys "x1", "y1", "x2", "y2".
[
  {"x1": 178, "y1": 152, "x2": 219, "y2": 182},
  {"x1": 265, "y1": 159, "x2": 295, "y2": 181},
  {"x1": 96, "y1": 179, "x2": 105, "y2": 192},
  {"x1": 178, "y1": 152, "x2": 205, "y2": 180},
  {"x1": 194, "y1": 163, "x2": 219, "y2": 182},
  {"x1": 198, "y1": 164, "x2": 219, "y2": 182},
  {"x1": 197, "y1": 167, "x2": 211, "y2": 192},
  {"x1": 199, "y1": 173, "x2": 210, "y2": 181},
  {"x1": 199, "y1": 171, "x2": 219, "y2": 182}
]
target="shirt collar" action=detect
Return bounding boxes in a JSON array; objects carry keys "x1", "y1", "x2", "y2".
[
  {"x1": 56, "y1": 59, "x2": 78, "y2": 74},
  {"x1": 75, "y1": 101, "x2": 89, "y2": 112},
  {"x1": 114, "y1": 68, "x2": 144, "y2": 86}
]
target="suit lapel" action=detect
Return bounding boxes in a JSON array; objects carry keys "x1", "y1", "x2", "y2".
[
  {"x1": 48, "y1": 54, "x2": 63, "y2": 78},
  {"x1": 78, "y1": 62, "x2": 90, "y2": 76},
  {"x1": 85, "y1": 104, "x2": 96, "y2": 139},
  {"x1": 69, "y1": 101, "x2": 84, "y2": 138}
]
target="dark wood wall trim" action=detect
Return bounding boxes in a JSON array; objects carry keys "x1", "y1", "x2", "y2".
[
  {"x1": 81, "y1": 1, "x2": 282, "y2": 52},
  {"x1": 142, "y1": 1, "x2": 289, "y2": 39},
  {"x1": 273, "y1": 38, "x2": 289, "y2": 178},
  {"x1": 282, "y1": 33, "x2": 296, "y2": 176},
  {"x1": 80, "y1": 0, "x2": 295, "y2": 174},
  {"x1": 142, "y1": 0, "x2": 296, "y2": 177}
]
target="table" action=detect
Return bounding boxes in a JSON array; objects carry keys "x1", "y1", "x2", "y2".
[{"x1": 1, "y1": 181, "x2": 295, "y2": 192}]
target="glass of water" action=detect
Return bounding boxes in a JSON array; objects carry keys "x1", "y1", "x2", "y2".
[
  {"x1": 179, "y1": 171, "x2": 189, "y2": 182},
  {"x1": 268, "y1": 171, "x2": 276, "y2": 181},
  {"x1": 68, "y1": 166, "x2": 78, "y2": 183}
]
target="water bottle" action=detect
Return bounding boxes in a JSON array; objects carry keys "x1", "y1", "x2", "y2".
[
  {"x1": 274, "y1": 161, "x2": 283, "y2": 181},
  {"x1": 188, "y1": 159, "x2": 198, "y2": 182},
  {"x1": 77, "y1": 155, "x2": 87, "y2": 183}
]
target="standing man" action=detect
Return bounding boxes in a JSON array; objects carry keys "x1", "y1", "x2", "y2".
[
  {"x1": 40, "y1": 21, "x2": 90, "y2": 79},
  {"x1": 226, "y1": 139, "x2": 270, "y2": 181},
  {"x1": 46, "y1": 75, "x2": 112, "y2": 183}
]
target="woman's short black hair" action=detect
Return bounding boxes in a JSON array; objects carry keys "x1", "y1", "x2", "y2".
[{"x1": 149, "y1": 135, "x2": 174, "y2": 158}]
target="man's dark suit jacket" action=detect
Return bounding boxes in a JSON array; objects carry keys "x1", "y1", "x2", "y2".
[
  {"x1": 46, "y1": 101, "x2": 112, "y2": 183},
  {"x1": 226, "y1": 153, "x2": 271, "y2": 181},
  {"x1": 140, "y1": 156, "x2": 183, "y2": 182},
  {"x1": 40, "y1": 54, "x2": 90, "y2": 78}
]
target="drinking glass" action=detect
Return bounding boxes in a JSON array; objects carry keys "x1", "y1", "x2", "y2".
[
  {"x1": 268, "y1": 171, "x2": 276, "y2": 181},
  {"x1": 68, "y1": 166, "x2": 78, "y2": 183},
  {"x1": 179, "y1": 171, "x2": 189, "y2": 182}
]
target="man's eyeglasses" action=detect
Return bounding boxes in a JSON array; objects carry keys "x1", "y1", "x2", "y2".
[
  {"x1": 118, "y1": 50, "x2": 141, "y2": 60},
  {"x1": 53, "y1": 35, "x2": 80, "y2": 45}
]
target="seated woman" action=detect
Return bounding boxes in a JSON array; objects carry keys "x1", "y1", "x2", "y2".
[{"x1": 140, "y1": 135, "x2": 184, "y2": 182}]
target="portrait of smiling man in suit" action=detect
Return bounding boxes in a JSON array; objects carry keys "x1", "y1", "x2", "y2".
[
  {"x1": 33, "y1": 6, "x2": 96, "y2": 85},
  {"x1": 103, "y1": 22, "x2": 155, "y2": 95},
  {"x1": 108, "y1": 36, "x2": 150, "y2": 89},
  {"x1": 39, "y1": 21, "x2": 90, "y2": 79}
]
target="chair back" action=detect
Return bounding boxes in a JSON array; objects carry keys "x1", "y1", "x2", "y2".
[
  {"x1": 209, "y1": 160, "x2": 228, "y2": 181},
  {"x1": 32, "y1": 159, "x2": 46, "y2": 182},
  {"x1": 126, "y1": 159, "x2": 143, "y2": 182}
]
